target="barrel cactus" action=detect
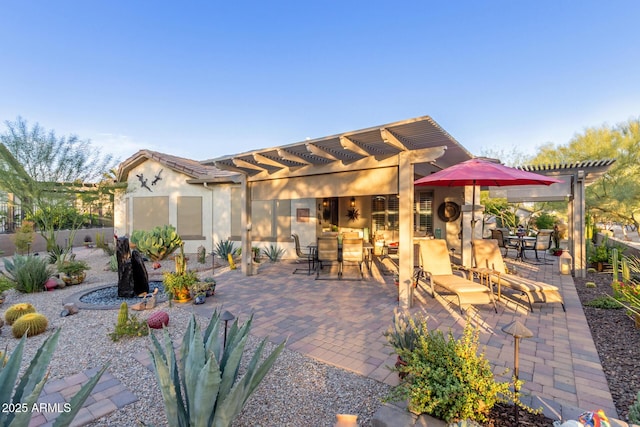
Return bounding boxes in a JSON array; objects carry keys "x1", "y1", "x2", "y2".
[
  {"x1": 5, "y1": 303, "x2": 36, "y2": 325},
  {"x1": 148, "y1": 310, "x2": 285, "y2": 427},
  {"x1": 12, "y1": 313, "x2": 48, "y2": 338}
]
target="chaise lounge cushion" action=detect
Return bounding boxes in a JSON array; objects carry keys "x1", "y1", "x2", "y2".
[
  {"x1": 472, "y1": 239, "x2": 565, "y2": 310},
  {"x1": 418, "y1": 239, "x2": 496, "y2": 312}
]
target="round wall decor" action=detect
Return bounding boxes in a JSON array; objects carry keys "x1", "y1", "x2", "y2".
[{"x1": 437, "y1": 201, "x2": 461, "y2": 222}]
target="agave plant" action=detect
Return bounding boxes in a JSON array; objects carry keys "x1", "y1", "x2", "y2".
[
  {"x1": 262, "y1": 244, "x2": 285, "y2": 262},
  {"x1": 0, "y1": 329, "x2": 108, "y2": 427},
  {"x1": 213, "y1": 240, "x2": 238, "y2": 260},
  {"x1": 148, "y1": 311, "x2": 285, "y2": 427}
]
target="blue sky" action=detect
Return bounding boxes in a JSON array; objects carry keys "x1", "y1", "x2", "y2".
[{"x1": 1, "y1": 1, "x2": 638, "y2": 164}]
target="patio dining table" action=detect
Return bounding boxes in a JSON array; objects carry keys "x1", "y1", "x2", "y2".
[
  {"x1": 305, "y1": 241, "x2": 374, "y2": 273},
  {"x1": 507, "y1": 235, "x2": 536, "y2": 262}
]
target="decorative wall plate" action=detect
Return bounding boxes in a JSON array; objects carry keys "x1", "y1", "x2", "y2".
[{"x1": 437, "y1": 201, "x2": 461, "y2": 222}]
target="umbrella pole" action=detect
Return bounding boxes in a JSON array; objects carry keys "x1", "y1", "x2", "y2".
[{"x1": 470, "y1": 180, "x2": 477, "y2": 233}]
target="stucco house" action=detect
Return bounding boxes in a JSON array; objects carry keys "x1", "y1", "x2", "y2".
[{"x1": 113, "y1": 115, "x2": 610, "y2": 307}]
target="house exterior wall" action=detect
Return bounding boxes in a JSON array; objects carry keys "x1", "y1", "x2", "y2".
[{"x1": 113, "y1": 159, "x2": 218, "y2": 253}]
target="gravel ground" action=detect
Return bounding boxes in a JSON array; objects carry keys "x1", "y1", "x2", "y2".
[
  {"x1": 0, "y1": 248, "x2": 391, "y2": 427},
  {"x1": 573, "y1": 270, "x2": 640, "y2": 422}
]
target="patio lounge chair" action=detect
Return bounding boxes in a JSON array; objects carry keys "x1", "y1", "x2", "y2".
[
  {"x1": 417, "y1": 239, "x2": 497, "y2": 314},
  {"x1": 472, "y1": 239, "x2": 565, "y2": 312}
]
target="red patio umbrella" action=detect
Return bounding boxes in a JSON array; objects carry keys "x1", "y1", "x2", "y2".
[{"x1": 414, "y1": 158, "x2": 563, "y2": 228}]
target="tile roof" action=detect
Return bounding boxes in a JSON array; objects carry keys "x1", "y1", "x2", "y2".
[{"x1": 117, "y1": 149, "x2": 240, "y2": 183}]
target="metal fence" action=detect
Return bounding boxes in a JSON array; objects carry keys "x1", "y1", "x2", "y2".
[{"x1": 0, "y1": 200, "x2": 22, "y2": 233}]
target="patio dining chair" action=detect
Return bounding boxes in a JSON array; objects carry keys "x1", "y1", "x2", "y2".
[
  {"x1": 522, "y1": 229, "x2": 553, "y2": 263},
  {"x1": 315, "y1": 236, "x2": 339, "y2": 280},
  {"x1": 291, "y1": 233, "x2": 314, "y2": 275},
  {"x1": 472, "y1": 239, "x2": 565, "y2": 312},
  {"x1": 341, "y1": 238, "x2": 364, "y2": 279},
  {"x1": 416, "y1": 239, "x2": 497, "y2": 314},
  {"x1": 491, "y1": 229, "x2": 517, "y2": 258}
]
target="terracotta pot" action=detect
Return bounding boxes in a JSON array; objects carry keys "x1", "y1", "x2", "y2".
[
  {"x1": 60, "y1": 271, "x2": 86, "y2": 285},
  {"x1": 173, "y1": 288, "x2": 192, "y2": 303}
]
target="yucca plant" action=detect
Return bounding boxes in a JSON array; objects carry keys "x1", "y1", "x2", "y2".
[
  {"x1": 2, "y1": 255, "x2": 52, "y2": 293},
  {"x1": 213, "y1": 240, "x2": 238, "y2": 260},
  {"x1": 148, "y1": 311, "x2": 285, "y2": 427},
  {"x1": 262, "y1": 244, "x2": 285, "y2": 262},
  {"x1": 0, "y1": 329, "x2": 108, "y2": 427}
]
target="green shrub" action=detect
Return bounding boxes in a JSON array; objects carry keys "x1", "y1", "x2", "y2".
[
  {"x1": 96, "y1": 233, "x2": 115, "y2": 256},
  {"x1": 2, "y1": 255, "x2": 52, "y2": 293},
  {"x1": 130, "y1": 225, "x2": 183, "y2": 261},
  {"x1": 108, "y1": 254, "x2": 118, "y2": 271},
  {"x1": 214, "y1": 240, "x2": 238, "y2": 259},
  {"x1": 263, "y1": 244, "x2": 285, "y2": 262},
  {"x1": 388, "y1": 319, "x2": 512, "y2": 423},
  {"x1": 12, "y1": 221, "x2": 35, "y2": 254},
  {"x1": 584, "y1": 296, "x2": 623, "y2": 309},
  {"x1": 47, "y1": 244, "x2": 69, "y2": 265},
  {"x1": 629, "y1": 391, "x2": 640, "y2": 424},
  {"x1": 0, "y1": 275, "x2": 14, "y2": 294},
  {"x1": 533, "y1": 212, "x2": 556, "y2": 231},
  {"x1": 108, "y1": 302, "x2": 149, "y2": 341},
  {"x1": 57, "y1": 259, "x2": 90, "y2": 276}
]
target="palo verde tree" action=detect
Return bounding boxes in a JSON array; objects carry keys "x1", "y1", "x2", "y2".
[
  {"x1": 530, "y1": 117, "x2": 640, "y2": 235},
  {"x1": 0, "y1": 116, "x2": 119, "y2": 250}
]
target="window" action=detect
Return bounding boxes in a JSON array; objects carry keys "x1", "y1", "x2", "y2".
[
  {"x1": 415, "y1": 191, "x2": 434, "y2": 234},
  {"x1": 177, "y1": 196, "x2": 203, "y2": 239},
  {"x1": 371, "y1": 195, "x2": 400, "y2": 232},
  {"x1": 132, "y1": 196, "x2": 169, "y2": 231}
]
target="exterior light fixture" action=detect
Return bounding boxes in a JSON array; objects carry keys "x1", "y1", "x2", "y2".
[
  {"x1": 221, "y1": 310, "x2": 236, "y2": 349},
  {"x1": 323, "y1": 199, "x2": 328, "y2": 207},
  {"x1": 502, "y1": 319, "x2": 534, "y2": 426},
  {"x1": 350, "y1": 197, "x2": 356, "y2": 207}
]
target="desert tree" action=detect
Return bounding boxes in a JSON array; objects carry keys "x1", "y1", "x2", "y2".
[{"x1": 0, "y1": 116, "x2": 119, "y2": 250}]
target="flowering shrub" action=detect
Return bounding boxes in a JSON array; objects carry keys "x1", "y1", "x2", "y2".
[
  {"x1": 613, "y1": 281, "x2": 640, "y2": 317},
  {"x1": 387, "y1": 318, "x2": 515, "y2": 423}
]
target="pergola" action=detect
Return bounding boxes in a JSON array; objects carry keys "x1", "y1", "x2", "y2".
[
  {"x1": 204, "y1": 116, "x2": 473, "y2": 308},
  {"x1": 489, "y1": 159, "x2": 616, "y2": 278}
]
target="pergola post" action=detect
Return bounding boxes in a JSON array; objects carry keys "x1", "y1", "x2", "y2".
[
  {"x1": 398, "y1": 147, "x2": 447, "y2": 308},
  {"x1": 240, "y1": 176, "x2": 254, "y2": 276}
]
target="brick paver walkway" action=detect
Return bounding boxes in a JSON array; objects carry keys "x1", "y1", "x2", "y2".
[{"x1": 29, "y1": 367, "x2": 137, "y2": 427}]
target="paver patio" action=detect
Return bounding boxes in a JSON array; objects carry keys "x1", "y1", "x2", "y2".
[{"x1": 187, "y1": 255, "x2": 617, "y2": 422}]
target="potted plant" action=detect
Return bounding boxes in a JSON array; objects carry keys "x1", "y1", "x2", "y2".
[
  {"x1": 163, "y1": 270, "x2": 198, "y2": 302},
  {"x1": 383, "y1": 308, "x2": 427, "y2": 379},
  {"x1": 58, "y1": 259, "x2": 90, "y2": 285},
  {"x1": 589, "y1": 244, "x2": 610, "y2": 272},
  {"x1": 550, "y1": 225, "x2": 563, "y2": 256},
  {"x1": 189, "y1": 281, "x2": 215, "y2": 298}
]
